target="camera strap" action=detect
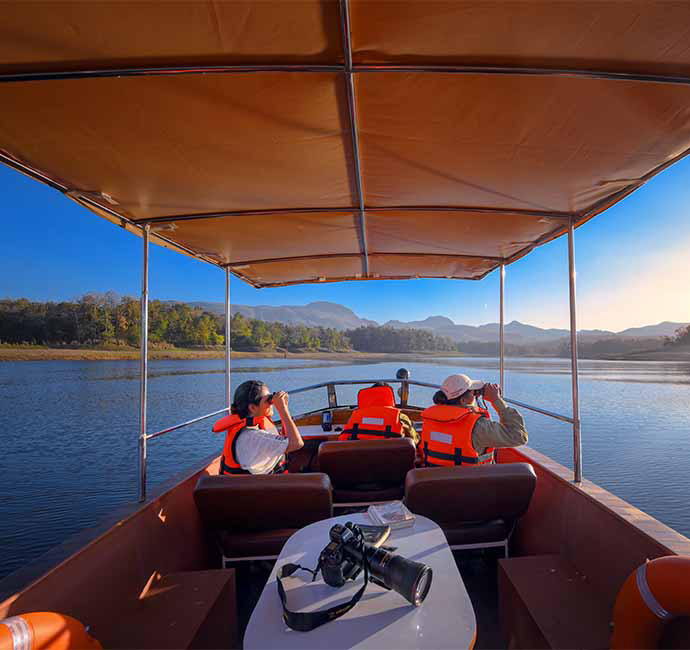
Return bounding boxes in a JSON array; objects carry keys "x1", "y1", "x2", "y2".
[{"x1": 276, "y1": 559, "x2": 370, "y2": 632}]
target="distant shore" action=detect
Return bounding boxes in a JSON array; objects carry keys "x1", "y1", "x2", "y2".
[
  {"x1": 2, "y1": 345, "x2": 689, "y2": 362},
  {"x1": 0, "y1": 346, "x2": 467, "y2": 362}
]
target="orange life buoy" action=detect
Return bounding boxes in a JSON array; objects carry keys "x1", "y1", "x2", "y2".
[
  {"x1": 0, "y1": 612, "x2": 101, "y2": 650},
  {"x1": 611, "y1": 556, "x2": 690, "y2": 648}
]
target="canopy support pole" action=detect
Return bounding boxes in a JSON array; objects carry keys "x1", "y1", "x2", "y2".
[
  {"x1": 225, "y1": 268, "x2": 232, "y2": 409},
  {"x1": 138, "y1": 224, "x2": 150, "y2": 503},
  {"x1": 499, "y1": 264, "x2": 505, "y2": 390},
  {"x1": 568, "y1": 220, "x2": 582, "y2": 483},
  {"x1": 339, "y1": 0, "x2": 369, "y2": 276}
]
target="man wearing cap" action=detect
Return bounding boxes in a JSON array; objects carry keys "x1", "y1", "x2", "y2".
[{"x1": 419, "y1": 374, "x2": 527, "y2": 467}]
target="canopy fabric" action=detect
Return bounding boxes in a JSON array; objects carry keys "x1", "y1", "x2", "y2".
[{"x1": 2, "y1": 1, "x2": 690, "y2": 287}]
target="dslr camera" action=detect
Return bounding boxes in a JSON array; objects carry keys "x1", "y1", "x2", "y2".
[{"x1": 318, "y1": 522, "x2": 432, "y2": 606}]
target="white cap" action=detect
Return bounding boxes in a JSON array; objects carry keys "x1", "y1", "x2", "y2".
[{"x1": 440, "y1": 374, "x2": 485, "y2": 399}]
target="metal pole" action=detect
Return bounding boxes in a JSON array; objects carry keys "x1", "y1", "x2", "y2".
[
  {"x1": 568, "y1": 221, "x2": 582, "y2": 483},
  {"x1": 499, "y1": 264, "x2": 505, "y2": 390},
  {"x1": 339, "y1": 0, "x2": 369, "y2": 276},
  {"x1": 138, "y1": 224, "x2": 150, "y2": 502},
  {"x1": 225, "y1": 267, "x2": 232, "y2": 410}
]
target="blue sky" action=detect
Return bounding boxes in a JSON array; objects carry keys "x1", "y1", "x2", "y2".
[{"x1": 1, "y1": 158, "x2": 688, "y2": 331}]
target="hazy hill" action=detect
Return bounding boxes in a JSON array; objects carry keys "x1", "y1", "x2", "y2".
[
  {"x1": 617, "y1": 322, "x2": 688, "y2": 338},
  {"x1": 182, "y1": 300, "x2": 687, "y2": 346},
  {"x1": 186, "y1": 301, "x2": 377, "y2": 330},
  {"x1": 383, "y1": 317, "x2": 613, "y2": 344},
  {"x1": 384, "y1": 316, "x2": 688, "y2": 344}
]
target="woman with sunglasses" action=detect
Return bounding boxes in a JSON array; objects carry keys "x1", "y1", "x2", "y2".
[{"x1": 213, "y1": 380, "x2": 303, "y2": 475}]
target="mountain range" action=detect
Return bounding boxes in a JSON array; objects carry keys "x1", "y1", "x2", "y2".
[{"x1": 186, "y1": 301, "x2": 687, "y2": 344}]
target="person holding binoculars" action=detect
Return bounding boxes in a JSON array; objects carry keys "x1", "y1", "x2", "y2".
[
  {"x1": 420, "y1": 373, "x2": 527, "y2": 467},
  {"x1": 213, "y1": 379, "x2": 303, "y2": 475}
]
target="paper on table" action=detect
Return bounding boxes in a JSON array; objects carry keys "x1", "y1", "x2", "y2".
[{"x1": 368, "y1": 501, "x2": 416, "y2": 529}]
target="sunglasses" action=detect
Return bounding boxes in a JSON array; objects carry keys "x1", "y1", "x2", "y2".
[{"x1": 255, "y1": 392, "x2": 276, "y2": 405}]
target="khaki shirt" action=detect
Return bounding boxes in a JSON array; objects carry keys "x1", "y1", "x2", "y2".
[
  {"x1": 399, "y1": 412, "x2": 419, "y2": 444},
  {"x1": 472, "y1": 397, "x2": 528, "y2": 452}
]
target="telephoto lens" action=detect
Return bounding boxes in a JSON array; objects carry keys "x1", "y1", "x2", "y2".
[{"x1": 345, "y1": 541, "x2": 433, "y2": 606}]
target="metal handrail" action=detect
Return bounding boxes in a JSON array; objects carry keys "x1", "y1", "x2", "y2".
[
  {"x1": 143, "y1": 379, "x2": 575, "y2": 442},
  {"x1": 288, "y1": 378, "x2": 439, "y2": 394},
  {"x1": 146, "y1": 407, "x2": 229, "y2": 441},
  {"x1": 502, "y1": 398, "x2": 574, "y2": 424},
  {"x1": 291, "y1": 378, "x2": 575, "y2": 423}
]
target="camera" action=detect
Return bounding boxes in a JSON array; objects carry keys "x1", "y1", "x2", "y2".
[{"x1": 319, "y1": 522, "x2": 432, "y2": 606}]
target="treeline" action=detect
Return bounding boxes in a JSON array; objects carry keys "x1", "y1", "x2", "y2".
[
  {"x1": 0, "y1": 296, "x2": 350, "y2": 351},
  {"x1": 0, "y1": 296, "x2": 463, "y2": 353},
  {"x1": 230, "y1": 313, "x2": 350, "y2": 351},
  {"x1": 344, "y1": 325, "x2": 460, "y2": 353},
  {"x1": 0, "y1": 295, "x2": 222, "y2": 347}
]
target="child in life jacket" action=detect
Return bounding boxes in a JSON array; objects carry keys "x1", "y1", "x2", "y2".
[
  {"x1": 419, "y1": 374, "x2": 527, "y2": 467},
  {"x1": 213, "y1": 380, "x2": 304, "y2": 475}
]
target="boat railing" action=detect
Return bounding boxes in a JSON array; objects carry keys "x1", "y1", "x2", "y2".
[
  {"x1": 146, "y1": 407, "x2": 230, "y2": 441},
  {"x1": 145, "y1": 377, "x2": 573, "y2": 451},
  {"x1": 288, "y1": 378, "x2": 575, "y2": 423}
]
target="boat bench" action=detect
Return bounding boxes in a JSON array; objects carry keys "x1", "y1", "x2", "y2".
[
  {"x1": 194, "y1": 473, "x2": 333, "y2": 563},
  {"x1": 498, "y1": 554, "x2": 611, "y2": 649},
  {"x1": 317, "y1": 438, "x2": 416, "y2": 506},
  {"x1": 405, "y1": 463, "x2": 537, "y2": 555},
  {"x1": 102, "y1": 569, "x2": 239, "y2": 649}
]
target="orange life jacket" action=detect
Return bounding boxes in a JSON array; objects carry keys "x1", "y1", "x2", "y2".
[
  {"x1": 420, "y1": 404, "x2": 494, "y2": 467},
  {"x1": 212, "y1": 414, "x2": 287, "y2": 475},
  {"x1": 339, "y1": 384, "x2": 405, "y2": 441}
]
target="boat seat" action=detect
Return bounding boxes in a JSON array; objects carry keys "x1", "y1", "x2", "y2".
[
  {"x1": 193, "y1": 473, "x2": 332, "y2": 564},
  {"x1": 103, "y1": 569, "x2": 239, "y2": 649},
  {"x1": 404, "y1": 463, "x2": 536, "y2": 555},
  {"x1": 317, "y1": 438, "x2": 417, "y2": 505}
]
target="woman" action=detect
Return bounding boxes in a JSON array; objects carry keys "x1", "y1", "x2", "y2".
[
  {"x1": 420, "y1": 374, "x2": 527, "y2": 467},
  {"x1": 213, "y1": 380, "x2": 304, "y2": 475}
]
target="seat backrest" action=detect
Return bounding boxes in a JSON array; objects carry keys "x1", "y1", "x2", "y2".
[
  {"x1": 318, "y1": 439, "x2": 416, "y2": 488},
  {"x1": 193, "y1": 473, "x2": 332, "y2": 531},
  {"x1": 405, "y1": 463, "x2": 537, "y2": 524}
]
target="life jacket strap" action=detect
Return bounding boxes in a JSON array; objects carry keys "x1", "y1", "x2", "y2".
[
  {"x1": 422, "y1": 442, "x2": 494, "y2": 465},
  {"x1": 219, "y1": 455, "x2": 250, "y2": 475},
  {"x1": 344, "y1": 422, "x2": 399, "y2": 440}
]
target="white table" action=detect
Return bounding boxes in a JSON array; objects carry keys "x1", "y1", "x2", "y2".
[
  {"x1": 244, "y1": 514, "x2": 476, "y2": 649},
  {"x1": 298, "y1": 424, "x2": 340, "y2": 438}
]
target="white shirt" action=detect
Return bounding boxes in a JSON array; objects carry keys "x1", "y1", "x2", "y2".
[{"x1": 235, "y1": 424, "x2": 288, "y2": 474}]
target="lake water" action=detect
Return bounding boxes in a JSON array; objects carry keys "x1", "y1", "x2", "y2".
[{"x1": 1, "y1": 357, "x2": 689, "y2": 582}]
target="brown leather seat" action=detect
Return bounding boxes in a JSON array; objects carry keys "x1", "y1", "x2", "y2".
[
  {"x1": 405, "y1": 463, "x2": 536, "y2": 552},
  {"x1": 194, "y1": 473, "x2": 332, "y2": 561},
  {"x1": 317, "y1": 438, "x2": 416, "y2": 504}
]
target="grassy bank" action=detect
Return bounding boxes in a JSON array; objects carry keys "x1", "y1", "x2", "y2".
[
  {"x1": 0, "y1": 345, "x2": 468, "y2": 362},
  {"x1": 3, "y1": 345, "x2": 689, "y2": 362}
]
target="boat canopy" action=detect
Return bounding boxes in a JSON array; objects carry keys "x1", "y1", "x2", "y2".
[{"x1": 3, "y1": 1, "x2": 690, "y2": 287}]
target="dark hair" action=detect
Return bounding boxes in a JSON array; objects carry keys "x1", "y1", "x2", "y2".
[
  {"x1": 231, "y1": 380, "x2": 267, "y2": 418},
  {"x1": 432, "y1": 389, "x2": 471, "y2": 405}
]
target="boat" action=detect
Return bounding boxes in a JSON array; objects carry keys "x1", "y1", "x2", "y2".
[{"x1": 2, "y1": 1, "x2": 690, "y2": 648}]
